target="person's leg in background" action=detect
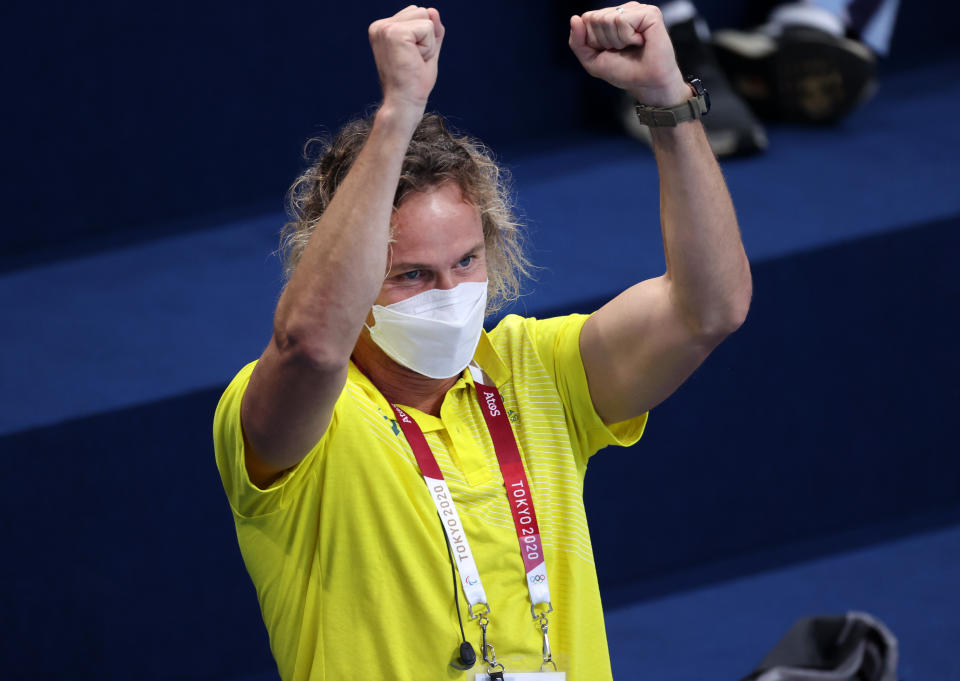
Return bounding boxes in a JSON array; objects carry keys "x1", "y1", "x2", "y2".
[
  {"x1": 759, "y1": 0, "x2": 899, "y2": 55},
  {"x1": 620, "y1": 0, "x2": 899, "y2": 155},
  {"x1": 710, "y1": 0, "x2": 898, "y2": 122}
]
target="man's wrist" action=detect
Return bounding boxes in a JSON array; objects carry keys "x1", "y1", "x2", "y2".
[
  {"x1": 628, "y1": 73, "x2": 693, "y2": 108},
  {"x1": 375, "y1": 98, "x2": 426, "y2": 136}
]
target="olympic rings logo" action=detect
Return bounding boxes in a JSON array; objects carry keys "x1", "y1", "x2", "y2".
[{"x1": 529, "y1": 574, "x2": 546, "y2": 584}]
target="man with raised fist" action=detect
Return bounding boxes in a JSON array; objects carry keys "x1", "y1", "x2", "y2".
[{"x1": 214, "y1": 4, "x2": 751, "y2": 680}]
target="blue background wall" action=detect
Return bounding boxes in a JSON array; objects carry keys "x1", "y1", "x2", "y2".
[
  {"x1": 3, "y1": 1, "x2": 959, "y2": 680},
  {"x1": 4, "y1": 0, "x2": 958, "y2": 259}
]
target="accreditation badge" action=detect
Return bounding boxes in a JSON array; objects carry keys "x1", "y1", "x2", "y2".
[{"x1": 475, "y1": 674, "x2": 566, "y2": 680}]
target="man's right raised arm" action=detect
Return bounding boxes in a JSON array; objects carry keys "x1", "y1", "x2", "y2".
[{"x1": 239, "y1": 6, "x2": 445, "y2": 488}]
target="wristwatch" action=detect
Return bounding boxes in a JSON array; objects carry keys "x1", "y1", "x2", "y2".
[{"x1": 634, "y1": 75, "x2": 710, "y2": 127}]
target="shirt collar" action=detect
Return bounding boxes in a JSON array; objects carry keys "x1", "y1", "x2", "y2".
[
  {"x1": 470, "y1": 328, "x2": 511, "y2": 388},
  {"x1": 347, "y1": 327, "x2": 511, "y2": 410}
]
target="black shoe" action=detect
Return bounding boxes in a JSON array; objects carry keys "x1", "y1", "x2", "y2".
[
  {"x1": 711, "y1": 25, "x2": 877, "y2": 124},
  {"x1": 621, "y1": 16, "x2": 768, "y2": 157}
]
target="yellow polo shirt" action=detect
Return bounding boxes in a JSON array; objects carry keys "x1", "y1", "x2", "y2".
[{"x1": 213, "y1": 313, "x2": 647, "y2": 681}]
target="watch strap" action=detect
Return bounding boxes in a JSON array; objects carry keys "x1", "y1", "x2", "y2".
[{"x1": 635, "y1": 93, "x2": 708, "y2": 127}]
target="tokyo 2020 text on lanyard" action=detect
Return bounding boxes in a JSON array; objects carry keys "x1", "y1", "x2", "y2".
[{"x1": 390, "y1": 365, "x2": 563, "y2": 680}]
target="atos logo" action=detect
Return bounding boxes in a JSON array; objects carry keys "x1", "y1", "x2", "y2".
[
  {"x1": 528, "y1": 574, "x2": 546, "y2": 584},
  {"x1": 482, "y1": 390, "x2": 501, "y2": 417}
]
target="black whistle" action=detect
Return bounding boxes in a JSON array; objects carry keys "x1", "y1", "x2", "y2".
[
  {"x1": 459, "y1": 642, "x2": 476, "y2": 667},
  {"x1": 449, "y1": 641, "x2": 476, "y2": 670}
]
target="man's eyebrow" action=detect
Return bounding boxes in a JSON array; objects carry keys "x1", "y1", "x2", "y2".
[
  {"x1": 388, "y1": 242, "x2": 485, "y2": 274},
  {"x1": 388, "y1": 261, "x2": 430, "y2": 273},
  {"x1": 459, "y1": 241, "x2": 486, "y2": 259}
]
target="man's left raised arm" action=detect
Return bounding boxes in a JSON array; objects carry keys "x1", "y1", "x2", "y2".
[{"x1": 570, "y1": 3, "x2": 752, "y2": 424}]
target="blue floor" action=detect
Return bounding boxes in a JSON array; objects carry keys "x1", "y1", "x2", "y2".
[{"x1": 605, "y1": 522, "x2": 960, "y2": 681}]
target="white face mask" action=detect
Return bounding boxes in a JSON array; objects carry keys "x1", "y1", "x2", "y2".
[{"x1": 367, "y1": 281, "x2": 488, "y2": 379}]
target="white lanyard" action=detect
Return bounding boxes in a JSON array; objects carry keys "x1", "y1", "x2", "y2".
[{"x1": 391, "y1": 403, "x2": 490, "y2": 613}]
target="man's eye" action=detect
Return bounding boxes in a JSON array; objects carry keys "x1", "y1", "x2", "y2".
[
  {"x1": 458, "y1": 256, "x2": 474, "y2": 268},
  {"x1": 400, "y1": 270, "x2": 421, "y2": 280}
]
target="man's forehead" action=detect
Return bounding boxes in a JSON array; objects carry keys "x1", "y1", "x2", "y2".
[
  {"x1": 388, "y1": 185, "x2": 485, "y2": 266},
  {"x1": 392, "y1": 187, "x2": 480, "y2": 227}
]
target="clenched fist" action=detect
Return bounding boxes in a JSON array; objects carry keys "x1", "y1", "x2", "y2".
[
  {"x1": 369, "y1": 5, "x2": 445, "y2": 115},
  {"x1": 569, "y1": 3, "x2": 689, "y2": 107}
]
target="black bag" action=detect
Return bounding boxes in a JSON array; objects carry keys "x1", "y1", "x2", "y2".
[{"x1": 741, "y1": 612, "x2": 899, "y2": 681}]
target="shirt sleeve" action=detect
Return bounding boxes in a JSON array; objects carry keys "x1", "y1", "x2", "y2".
[
  {"x1": 212, "y1": 361, "x2": 334, "y2": 519},
  {"x1": 524, "y1": 314, "x2": 648, "y2": 462}
]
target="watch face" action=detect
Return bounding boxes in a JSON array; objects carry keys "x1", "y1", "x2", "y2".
[{"x1": 686, "y1": 75, "x2": 710, "y2": 114}]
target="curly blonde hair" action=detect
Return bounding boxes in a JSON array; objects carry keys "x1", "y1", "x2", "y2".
[{"x1": 279, "y1": 112, "x2": 531, "y2": 315}]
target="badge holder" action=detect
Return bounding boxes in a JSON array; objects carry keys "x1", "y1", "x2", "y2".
[
  {"x1": 474, "y1": 673, "x2": 566, "y2": 679},
  {"x1": 473, "y1": 610, "x2": 565, "y2": 680}
]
